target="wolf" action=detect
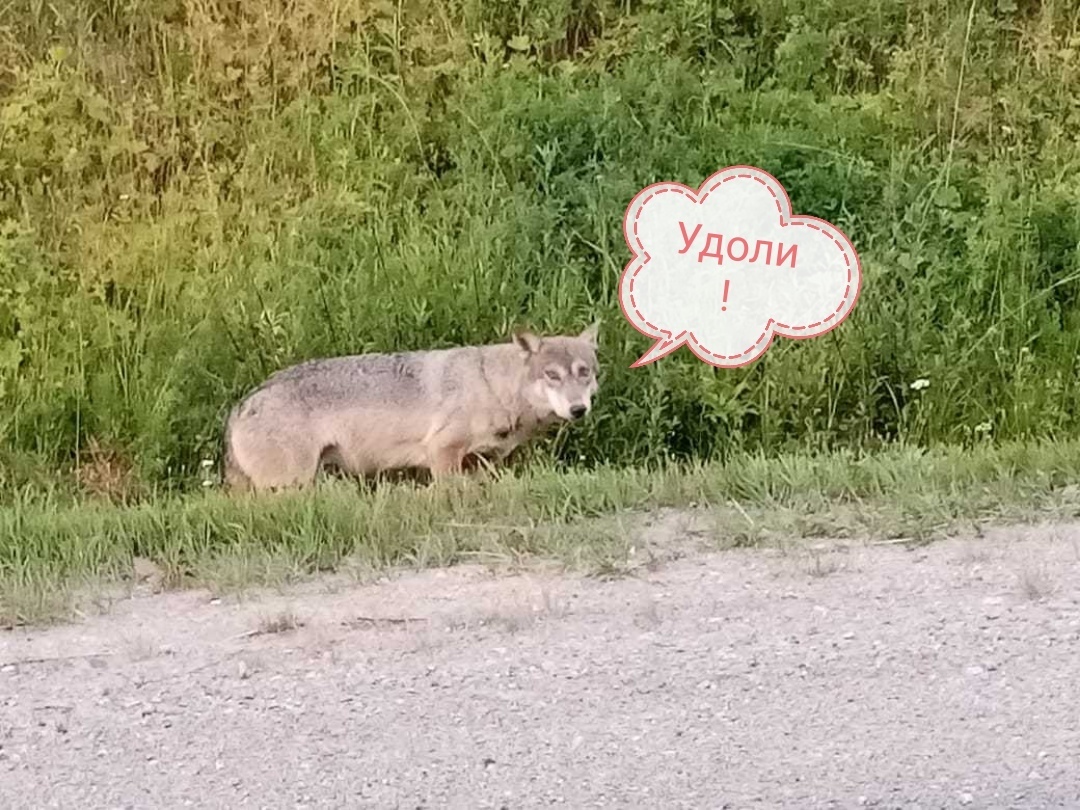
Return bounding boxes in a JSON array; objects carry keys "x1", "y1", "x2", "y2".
[{"x1": 222, "y1": 323, "x2": 600, "y2": 493}]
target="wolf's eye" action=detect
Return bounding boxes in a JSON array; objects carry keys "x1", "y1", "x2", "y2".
[{"x1": 545, "y1": 369, "x2": 561, "y2": 382}]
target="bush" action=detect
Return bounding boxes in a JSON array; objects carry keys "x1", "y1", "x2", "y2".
[{"x1": 1, "y1": 0, "x2": 1079, "y2": 496}]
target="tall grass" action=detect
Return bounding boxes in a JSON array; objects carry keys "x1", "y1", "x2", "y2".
[{"x1": 1, "y1": 0, "x2": 1079, "y2": 496}]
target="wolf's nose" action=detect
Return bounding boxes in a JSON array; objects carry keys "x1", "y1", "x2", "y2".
[{"x1": 570, "y1": 404, "x2": 587, "y2": 420}]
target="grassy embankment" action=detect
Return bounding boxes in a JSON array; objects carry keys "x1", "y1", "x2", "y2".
[{"x1": 2, "y1": 0, "x2": 1079, "y2": 622}]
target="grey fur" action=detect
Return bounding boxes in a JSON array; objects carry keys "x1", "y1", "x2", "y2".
[{"x1": 223, "y1": 324, "x2": 600, "y2": 492}]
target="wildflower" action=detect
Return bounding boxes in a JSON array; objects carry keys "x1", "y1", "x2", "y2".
[{"x1": 910, "y1": 378, "x2": 930, "y2": 391}]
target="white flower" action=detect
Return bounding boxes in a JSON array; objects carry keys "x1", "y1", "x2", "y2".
[
  {"x1": 200, "y1": 459, "x2": 214, "y2": 469},
  {"x1": 910, "y1": 378, "x2": 930, "y2": 391}
]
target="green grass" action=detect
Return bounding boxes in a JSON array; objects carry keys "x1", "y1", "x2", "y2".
[
  {"x1": 2, "y1": 2, "x2": 1080, "y2": 624},
  {"x1": 4, "y1": 437, "x2": 1080, "y2": 626},
  {"x1": 1, "y1": 0, "x2": 1079, "y2": 495}
]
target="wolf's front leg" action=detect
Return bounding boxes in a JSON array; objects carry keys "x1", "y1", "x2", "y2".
[{"x1": 427, "y1": 443, "x2": 468, "y2": 481}]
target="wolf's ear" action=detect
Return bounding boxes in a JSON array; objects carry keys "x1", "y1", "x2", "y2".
[
  {"x1": 580, "y1": 320, "x2": 600, "y2": 348},
  {"x1": 513, "y1": 331, "x2": 542, "y2": 355}
]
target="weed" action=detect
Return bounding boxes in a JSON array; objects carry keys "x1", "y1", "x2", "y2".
[
  {"x1": 5, "y1": 438, "x2": 1080, "y2": 625},
  {"x1": 3, "y1": 1, "x2": 1080, "y2": 623},
  {"x1": 255, "y1": 609, "x2": 304, "y2": 636},
  {"x1": 0, "y1": 1, "x2": 1078, "y2": 496},
  {"x1": 1016, "y1": 565, "x2": 1055, "y2": 602}
]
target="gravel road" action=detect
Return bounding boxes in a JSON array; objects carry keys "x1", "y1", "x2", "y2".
[{"x1": 3, "y1": 515, "x2": 1080, "y2": 809}]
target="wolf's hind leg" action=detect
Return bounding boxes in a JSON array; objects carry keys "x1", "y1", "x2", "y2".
[{"x1": 238, "y1": 437, "x2": 322, "y2": 492}]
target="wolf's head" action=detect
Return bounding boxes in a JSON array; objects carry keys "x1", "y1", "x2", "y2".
[{"x1": 514, "y1": 322, "x2": 601, "y2": 423}]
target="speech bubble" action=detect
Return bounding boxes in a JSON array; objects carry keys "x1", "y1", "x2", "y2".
[{"x1": 618, "y1": 165, "x2": 862, "y2": 369}]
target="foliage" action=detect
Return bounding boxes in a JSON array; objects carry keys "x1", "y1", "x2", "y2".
[{"x1": 2, "y1": 0, "x2": 1079, "y2": 495}]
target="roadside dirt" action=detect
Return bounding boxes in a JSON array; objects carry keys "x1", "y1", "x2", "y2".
[{"x1": 3, "y1": 514, "x2": 1080, "y2": 809}]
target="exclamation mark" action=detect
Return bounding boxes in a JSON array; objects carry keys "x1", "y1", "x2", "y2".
[{"x1": 722, "y1": 279, "x2": 730, "y2": 311}]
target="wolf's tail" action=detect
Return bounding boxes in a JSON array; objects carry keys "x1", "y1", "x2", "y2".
[{"x1": 221, "y1": 407, "x2": 253, "y2": 494}]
